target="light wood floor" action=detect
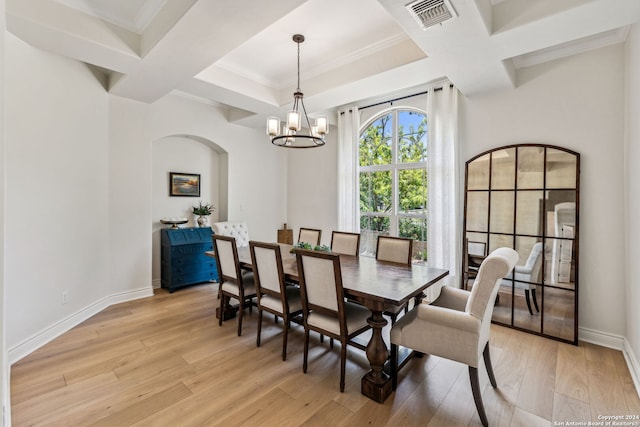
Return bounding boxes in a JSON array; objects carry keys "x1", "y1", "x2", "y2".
[{"x1": 11, "y1": 284, "x2": 640, "y2": 426}]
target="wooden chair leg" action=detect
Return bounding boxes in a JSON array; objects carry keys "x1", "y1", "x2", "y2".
[
  {"x1": 390, "y1": 343, "x2": 398, "y2": 390},
  {"x1": 256, "y1": 309, "x2": 263, "y2": 347},
  {"x1": 282, "y1": 316, "x2": 289, "y2": 361},
  {"x1": 524, "y1": 290, "x2": 534, "y2": 315},
  {"x1": 469, "y1": 366, "x2": 489, "y2": 427},
  {"x1": 483, "y1": 343, "x2": 497, "y2": 388},
  {"x1": 532, "y1": 288, "x2": 540, "y2": 312},
  {"x1": 237, "y1": 300, "x2": 244, "y2": 336},
  {"x1": 340, "y1": 342, "x2": 347, "y2": 392},
  {"x1": 303, "y1": 329, "x2": 309, "y2": 373}
]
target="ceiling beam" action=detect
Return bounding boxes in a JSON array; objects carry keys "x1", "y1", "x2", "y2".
[{"x1": 108, "y1": 0, "x2": 310, "y2": 103}]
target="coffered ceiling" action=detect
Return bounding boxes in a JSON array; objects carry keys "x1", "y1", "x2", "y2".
[{"x1": 6, "y1": 0, "x2": 640, "y2": 128}]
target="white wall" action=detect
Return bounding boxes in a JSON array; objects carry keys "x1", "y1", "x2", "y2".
[
  {"x1": 5, "y1": 34, "x2": 111, "y2": 359},
  {"x1": 1, "y1": 1, "x2": 7, "y2": 422},
  {"x1": 109, "y1": 93, "x2": 288, "y2": 293},
  {"x1": 286, "y1": 130, "x2": 339, "y2": 246},
  {"x1": 3, "y1": 38, "x2": 288, "y2": 367},
  {"x1": 146, "y1": 95, "x2": 288, "y2": 244},
  {"x1": 108, "y1": 96, "x2": 154, "y2": 298},
  {"x1": 151, "y1": 136, "x2": 222, "y2": 286},
  {"x1": 460, "y1": 44, "x2": 627, "y2": 340},
  {"x1": 625, "y1": 23, "x2": 640, "y2": 388}
]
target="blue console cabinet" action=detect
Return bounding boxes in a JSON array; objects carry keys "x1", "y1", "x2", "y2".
[{"x1": 161, "y1": 226, "x2": 218, "y2": 293}]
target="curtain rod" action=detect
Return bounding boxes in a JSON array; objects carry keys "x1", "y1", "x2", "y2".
[
  {"x1": 339, "y1": 84, "x2": 453, "y2": 114},
  {"x1": 358, "y1": 83, "x2": 454, "y2": 111},
  {"x1": 359, "y1": 90, "x2": 428, "y2": 111}
]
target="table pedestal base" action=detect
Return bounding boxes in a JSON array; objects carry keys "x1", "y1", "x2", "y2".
[
  {"x1": 361, "y1": 374, "x2": 392, "y2": 403},
  {"x1": 361, "y1": 309, "x2": 392, "y2": 402}
]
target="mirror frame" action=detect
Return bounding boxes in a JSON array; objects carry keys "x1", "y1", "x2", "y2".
[{"x1": 462, "y1": 144, "x2": 580, "y2": 345}]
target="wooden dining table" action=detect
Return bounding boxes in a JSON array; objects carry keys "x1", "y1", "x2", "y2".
[{"x1": 207, "y1": 244, "x2": 449, "y2": 403}]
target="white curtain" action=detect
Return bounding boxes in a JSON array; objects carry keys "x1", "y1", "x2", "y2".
[
  {"x1": 426, "y1": 84, "x2": 460, "y2": 299},
  {"x1": 337, "y1": 107, "x2": 360, "y2": 232}
]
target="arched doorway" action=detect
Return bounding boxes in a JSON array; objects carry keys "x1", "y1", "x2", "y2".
[{"x1": 151, "y1": 134, "x2": 229, "y2": 288}]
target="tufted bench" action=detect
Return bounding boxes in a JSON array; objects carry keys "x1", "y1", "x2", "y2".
[{"x1": 212, "y1": 222, "x2": 250, "y2": 247}]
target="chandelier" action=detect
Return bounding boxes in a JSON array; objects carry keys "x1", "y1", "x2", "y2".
[{"x1": 266, "y1": 34, "x2": 328, "y2": 148}]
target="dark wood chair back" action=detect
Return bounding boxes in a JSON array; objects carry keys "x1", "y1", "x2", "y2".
[
  {"x1": 296, "y1": 249, "x2": 346, "y2": 334},
  {"x1": 376, "y1": 235, "x2": 413, "y2": 265},
  {"x1": 250, "y1": 241, "x2": 287, "y2": 311},
  {"x1": 298, "y1": 227, "x2": 322, "y2": 246},
  {"x1": 330, "y1": 231, "x2": 360, "y2": 256},
  {"x1": 212, "y1": 234, "x2": 243, "y2": 283}
]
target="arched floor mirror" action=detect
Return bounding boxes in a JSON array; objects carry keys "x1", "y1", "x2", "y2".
[{"x1": 462, "y1": 144, "x2": 579, "y2": 344}]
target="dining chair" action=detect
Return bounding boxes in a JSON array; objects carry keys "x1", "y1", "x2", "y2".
[
  {"x1": 376, "y1": 235, "x2": 413, "y2": 265},
  {"x1": 376, "y1": 235, "x2": 414, "y2": 323},
  {"x1": 463, "y1": 238, "x2": 486, "y2": 289},
  {"x1": 298, "y1": 227, "x2": 322, "y2": 246},
  {"x1": 330, "y1": 231, "x2": 360, "y2": 256},
  {"x1": 390, "y1": 247, "x2": 518, "y2": 427},
  {"x1": 212, "y1": 221, "x2": 250, "y2": 247},
  {"x1": 249, "y1": 241, "x2": 303, "y2": 361},
  {"x1": 212, "y1": 234, "x2": 257, "y2": 336},
  {"x1": 501, "y1": 242, "x2": 543, "y2": 315},
  {"x1": 296, "y1": 249, "x2": 371, "y2": 392}
]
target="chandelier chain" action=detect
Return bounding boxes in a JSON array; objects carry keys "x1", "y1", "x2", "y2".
[{"x1": 266, "y1": 34, "x2": 327, "y2": 148}]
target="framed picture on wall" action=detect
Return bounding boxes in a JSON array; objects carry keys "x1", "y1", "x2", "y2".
[{"x1": 169, "y1": 172, "x2": 201, "y2": 197}]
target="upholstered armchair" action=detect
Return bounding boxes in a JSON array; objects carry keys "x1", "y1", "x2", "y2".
[
  {"x1": 212, "y1": 222, "x2": 250, "y2": 247},
  {"x1": 501, "y1": 242, "x2": 543, "y2": 315},
  {"x1": 390, "y1": 247, "x2": 518, "y2": 427}
]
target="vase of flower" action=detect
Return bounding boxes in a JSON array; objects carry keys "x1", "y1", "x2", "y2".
[{"x1": 192, "y1": 201, "x2": 215, "y2": 227}]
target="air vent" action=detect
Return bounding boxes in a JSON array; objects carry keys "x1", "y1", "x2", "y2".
[{"x1": 405, "y1": 0, "x2": 457, "y2": 30}]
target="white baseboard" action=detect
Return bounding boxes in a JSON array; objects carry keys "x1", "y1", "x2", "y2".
[
  {"x1": 8, "y1": 287, "x2": 153, "y2": 365},
  {"x1": 624, "y1": 339, "x2": 640, "y2": 399},
  {"x1": 579, "y1": 326, "x2": 640, "y2": 398},
  {"x1": 579, "y1": 326, "x2": 625, "y2": 350},
  {"x1": 152, "y1": 278, "x2": 161, "y2": 289}
]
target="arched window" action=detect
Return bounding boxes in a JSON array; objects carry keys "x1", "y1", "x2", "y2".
[{"x1": 358, "y1": 108, "x2": 427, "y2": 260}]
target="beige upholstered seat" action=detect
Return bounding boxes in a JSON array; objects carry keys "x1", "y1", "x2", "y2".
[
  {"x1": 330, "y1": 231, "x2": 360, "y2": 256},
  {"x1": 249, "y1": 241, "x2": 303, "y2": 361},
  {"x1": 212, "y1": 235, "x2": 257, "y2": 336},
  {"x1": 376, "y1": 235, "x2": 414, "y2": 323},
  {"x1": 296, "y1": 249, "x2": 371, "y2": 392},
  {"x1": 298, "y1": 227, "x2": 322, "y2": 246},
  {"x1": 212, "y1": 222, "x2": 250, "y2": 247},
  {"x1": 390, "y1": 247, "x2": 518, "y2": 427}
]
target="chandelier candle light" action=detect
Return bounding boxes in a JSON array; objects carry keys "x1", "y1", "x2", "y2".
[{"x1": 267, "y1": 34, "x2": 328, "y2": 148}]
